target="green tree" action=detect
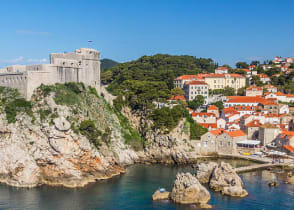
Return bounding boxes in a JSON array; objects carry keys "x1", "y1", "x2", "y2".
[
  {"x1": 101, "y1": 70, "x2": 113, "y2": 84},
  {"x1": 237, "y1": 87, "x2": 246, "y2": 96},
  {"x1": 250, "y1": 60, "x2": 260, "y2": 66},
  {"x1": 171, "y1": 87, "x2": 185, "y2": 96},
  {"x1": 224, "y1": 86, "x2": 235, "y2": 96},
  {"x1": 188, "y1": 95, "x2": 204, "y2": 109},
  {"x1": 211, "y1": 101, "x2": 224, "y2": 112},
  {"x1": 252, "y1": 75, "x2": 263, "y2": 86},
  {"x1": 236, "y1": 62, "x2": 249, "y2": 69}
]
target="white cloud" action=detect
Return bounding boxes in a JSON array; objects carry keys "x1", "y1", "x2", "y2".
[
  {"x1": 0, "y1": 57, "x2": 47, "y2": 67},
  {"x1": 2, "y1": 56, "x2": 24, "y2": 64},
  {"x1": 26, "y1": 58, "x2": 47, "y2": 63},
  {"x1": 16, "y1": 30, "x2": 49, "y2": 35}
]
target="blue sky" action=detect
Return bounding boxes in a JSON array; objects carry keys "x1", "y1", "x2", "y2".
[{"x1": 0, "y1": 0, "x2": 294, "y2": 67}]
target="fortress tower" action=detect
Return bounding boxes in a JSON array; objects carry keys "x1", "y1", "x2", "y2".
[{"x1": 0, "y1": 48, "x2": 101, "y2": 99}]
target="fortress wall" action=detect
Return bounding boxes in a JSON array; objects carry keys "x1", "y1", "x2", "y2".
[
  {"x1": 0, "y1": 48, "x2": 101, "y2": 100},
  {"x1": 0, "y1": 73, "x2": 28, "y2": 97}
]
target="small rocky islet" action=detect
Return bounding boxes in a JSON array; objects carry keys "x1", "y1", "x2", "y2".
[{"x1": 152, "y1": 161, "x2": 248, "y2": 207}]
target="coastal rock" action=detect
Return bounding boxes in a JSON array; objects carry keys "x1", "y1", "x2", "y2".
[
  {"x1": 209, "y1": 162, "x2": 248, "y2": 197},
  {"x1": 268, "y1": 181, "x2": 280, "y2": 187},
  {"x1": 152, "y1": 190, "x2": 170, "y2": 200},
  {"x1": 0, "y1": 144, "x2": 40, "y2": 187},
  {"x1": 0, "y1": 87, "x2": 137, "y2": 188},
  {"x1": 195, "y1": 162, "x2": 218, "y2": 183},
  {"x1": 170, "y1": 172, "x2": 210, "y2": 204}
]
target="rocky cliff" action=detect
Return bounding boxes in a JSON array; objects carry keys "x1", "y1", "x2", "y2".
[
  {"x1": 121, "y1": 107, "x2": 200, "y2": 164},
  {"x1": 0, "y1": 84, "x2": 138, "y2": 187},
  {"x1": 0, "y1": 83, "x2": 202, "y2": 188}
]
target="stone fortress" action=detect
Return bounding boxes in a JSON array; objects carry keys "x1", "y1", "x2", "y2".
[{"x1": 0, "y1": 48, "x2": 100, "y2": 99}]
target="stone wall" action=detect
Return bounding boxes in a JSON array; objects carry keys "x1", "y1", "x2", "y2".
[{"x1": 0, "y1": 48, "x2": 101, "y2": 99}]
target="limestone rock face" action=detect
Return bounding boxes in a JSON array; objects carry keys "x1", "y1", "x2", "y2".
[
  {"x1": 170, "y1": 172, "x2": 210, "y2": 204},
  {"x1": 209, "y1": 162, "x2": 248, "y2": 197},
  {"x1": 0, "y1": 144, "x2": 40, "y2": 187},
  {"x1": 0, "y1": 88, "x2": 138, "y2": 188},
  {"x1": 195, "y1": 162, "x2": 218, "y2": 184},
  {"x1": 53, "y1": 117, "x2": 71, "y2": 131},
  {"x1": 152, "y1": 190, "x2": 170, "y2": 200}
]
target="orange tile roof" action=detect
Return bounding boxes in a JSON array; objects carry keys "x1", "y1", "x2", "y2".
[
  {"x1": 175, "y1": 73, "x2": 244, "y2": 81},
  {"x1": 186, "y1": 80, "x2": 208, "y2": 85},
  {"x1": 264, "y1": 113, "x2": 279, "y2": 118},
  {"x1": 198, "y1": 123, "x2": 218, "y2": 129},
  {"x1": 226, "y1": 96, "x2": 272, "y2": 105},
  {"x1": 207, "y1": 105, "x2": 219, "y2": 110},
  {"x1": 242, "y1": 68, "x2": 250, "y2": 72},
  {"x1": 216, "y1": 66, "x2": 228, "y2": 70},
  {"x1": 258, "y1": 73, "x2": 270, "y2": 78},
  {"x1": 246, "y1": 85, "x2": 262, "y2": 91},
  {"x1": 209, "y1": 128, "x2": 226, "y2": 136},
  {"x1": 281, "y1": 130, "x2": 294, "y2": 137},
  {"x1": 192, "y1": 112, "x2": 216, "y2": 117},
  {"x1": 169, "y1": 95, "x2": 186, "y2": 101},
  {"x1": 283, "y1": 145, "x2": 294, "y2": 152},
  {"x1": 276, "y1": 91, "x2": 285, "y2": 96},
  {"x1": 264, "y1": 84, "x2": 276, "y2": 89},
  {"x1": 246, "y1": 120, "x2": 261, "y2": 127},
  {"x1": 227, "y1": 130, "x2": 246, "y2": 138},
  {"x1": 174, "y1": 75, "x2": 198, "y2": 80}
]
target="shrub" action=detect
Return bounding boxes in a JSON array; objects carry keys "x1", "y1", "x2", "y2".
[
  {"x1": 5, "y1": 98, "x2": 33, "y2": 123},
  {"x1": 79, "y1": 120, "x2": 102, "y2": 148}
]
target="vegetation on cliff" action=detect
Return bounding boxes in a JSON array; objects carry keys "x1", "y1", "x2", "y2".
[
  {"x1": 0, "y1": 87, "x2": 34, "y2": 123},
  {"x1": 101, "y1": 54, "x2": 214, "y2": 139},
  {"x1": 0, "y1": 83, "x2": 144, "y2": 151}
]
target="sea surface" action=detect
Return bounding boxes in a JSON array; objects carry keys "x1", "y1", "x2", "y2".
[{"x1": 0, "y1": 159, "x2": 293, "y2": 210}]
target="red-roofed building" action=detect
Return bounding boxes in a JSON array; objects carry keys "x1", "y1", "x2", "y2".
[
  {"x1": 198, "y1": 123, "x2": 218, "y2": 131},
  {"x1": 244, "y1": 120, "x2": 261, "y2": 139},
  {"x1": 215, "y1": 66, "x2": 228, "y2": 74},
  {"x1": 274, "y1": 130, "x2": 294, "y2": 148},
  {"x1": 200, "y1": 128, "x2": 247, "y2": 155},
  {"x1": 184, "y1": 80, "x2": 209, "y2": 103},
  {"x1": 192, "y1": 112, "x2": 216, "y2": 124},
  {"x1": 257, "y1": 73, "x2": 270, "y2": 83},
  {"x1": 207, "y1": 105, "x2": 219, "y2": 117},
  {"x1": 168, "y1": 95, "x2": 186, "y2": 101},
  {"x1": 174, "y1": 73, "x2": 246, "y2": 92},
  {"x1": 263, "y1": 85, "x2": 277, "y2": 93},
  {"x1": 246, "y1": 85, "x2": 263, "y2": 96}
]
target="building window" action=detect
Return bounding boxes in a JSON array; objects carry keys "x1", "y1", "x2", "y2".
[
  {"x1": 204, "y1": 141, "x2": 208, "y2": 147},
  {"x1": 228, "y1": 141, "x2": 231, "y2": 146},
  {"x1": 219, "y1": 141, "x2": 223, "y2": 146}
]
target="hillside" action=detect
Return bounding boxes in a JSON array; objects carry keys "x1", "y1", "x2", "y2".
[
  {"x1": 101, "y1": 54, "x2": 210, "y2": 140},
  {"x1": 101, "y1": 58, "x2": 119, "y2": 70}
]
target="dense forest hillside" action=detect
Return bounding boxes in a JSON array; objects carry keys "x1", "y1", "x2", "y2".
[
  {"x1": 102, "y1": 54, "x2": 216, "y2": 108},
  {"x1": 101, "y1": 54, "x2": 213, "y2": 139}
]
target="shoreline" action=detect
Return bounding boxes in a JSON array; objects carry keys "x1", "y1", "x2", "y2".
[{"x1": 0, "y1": 154, "x2": 292, "y2": 189}]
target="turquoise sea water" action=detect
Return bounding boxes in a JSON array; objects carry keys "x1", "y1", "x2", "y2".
[{"x1": 0, "y1": 159, "x2": 293, "y2": 210}]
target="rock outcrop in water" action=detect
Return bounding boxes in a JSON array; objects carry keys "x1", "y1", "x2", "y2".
[
  {"x1": 152, "y1": 190, "x2": 170, "y2": 200},
  {"x1": 170, "y1": 172, "x2": 210, "y2": 204},
  {"x1": 209, "y1": 162, "x2": 248, "y2": 197},
  {"x1": 194, "y1": 162, "x2": 248, "y2": 197},
  {"x1": 195, "y1": 162, "x2": 218, "y2": 184}
]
